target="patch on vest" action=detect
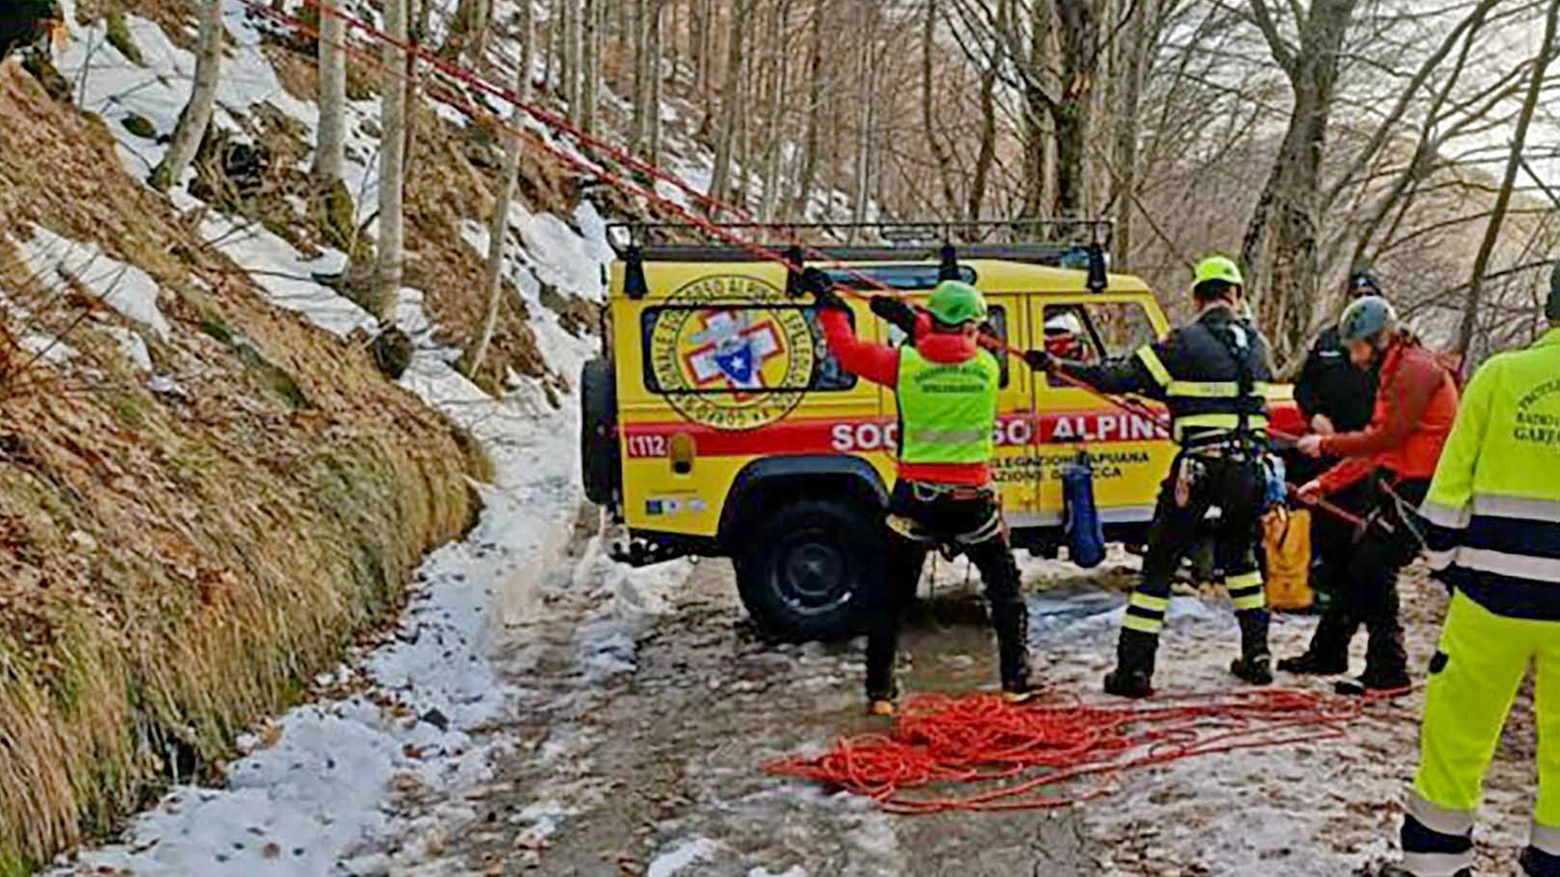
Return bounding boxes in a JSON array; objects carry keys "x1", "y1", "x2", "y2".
[{"x1": 647, "y1": 275, "x2": 817, "y2": 431}]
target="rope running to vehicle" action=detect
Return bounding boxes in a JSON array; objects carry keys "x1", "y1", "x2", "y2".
[{"x1": 236, "y1": 0, "x2": 1363, "y2": 528}]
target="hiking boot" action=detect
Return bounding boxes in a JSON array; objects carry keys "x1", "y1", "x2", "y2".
[
  {"x1": 1231, "y1": 655, "x2": 1274, "y2": 686},
  {"x1": 1335, "y1": 672, "x2": 1412, "y2": 697},
  {"x1": 1104, "y1": 629, "x2": 1157, "y2": 699},
  {"x1": 1283, "y1": 608, "x2": 1357, "y2": 676},
  {"x1": 1232, "y1": 609, "x2": 1273, "y2": 686},
  {"x1": 867, "y1": 698, "x2": 896, "y2": 718},
  {"x1": 1002, "y1": 686, "x2": 1039, "y2": 706},
  {"x1": 1104, "y1": 667, "x2": 1154, "y2": 699},
  {"x1": 1278, "y1": 652, "x2": 1350, "y2": 675}
]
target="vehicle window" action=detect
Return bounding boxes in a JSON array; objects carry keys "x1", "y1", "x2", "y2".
[
  {"x1": 884, "y1": 304, "x2": 1010, "y2": 388},
  {"x1": 639, "y1": 305, "x2": 857, "y2": 394},
  {"x1": 1041, "y1": 303, "x2": 1154, "y2": 367},
  {"x1": 823, "y1": 265, "x2": 977, "y2": 291}
]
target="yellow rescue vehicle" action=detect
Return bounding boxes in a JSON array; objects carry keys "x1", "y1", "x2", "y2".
[{"x1": 580, "y1": 222, "x2": 1300, "y2": 640}]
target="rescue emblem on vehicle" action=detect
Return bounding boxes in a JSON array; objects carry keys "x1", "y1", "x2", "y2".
[{"x1": 648, "y1": 275, "x2": 817, "y2": 431}]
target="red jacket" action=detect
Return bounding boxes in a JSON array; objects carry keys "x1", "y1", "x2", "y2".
[
  {"x1": 818, "y1": 309, "x2": 991, "y2": 486},
  {"x1": 1317, "y1": 338, "x2": 1459, "y2": 494}
]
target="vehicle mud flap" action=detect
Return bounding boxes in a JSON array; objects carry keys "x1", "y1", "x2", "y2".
[{"x1": 1063, "y1": 452, "x2": 1107, "y2": 569}]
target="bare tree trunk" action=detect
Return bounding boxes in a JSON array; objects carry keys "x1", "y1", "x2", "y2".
[
  {"x1": 791, "y1": 0, "x2": 825, "y2": 216},
  {"x1": 758, "y1": 0, "x2": 788, "y2": 220},
  {"x1": 1241, "y1": 0, "x2": 1358, "y2": 361},
  {"x1": 445, "y1": 0, "x2": 489, "y2": 61},
  {"x1": 375, "y1": 0, "x2": 409, "y2": 326},
  {"x1": 1053, "y1": 0, "x2": 1100, "y2": 217},
  {"x1": 467, "y1": 62, "x2": 531, "y2": 378},
  {"x1": 734, "y1": 27, "x2": 753, "y2": 214},
  {"x1": 313, "y1": 0, "x2": 347, "y2": 183},
  {"x1": 545, "y1": 0, "x2": 560, "y2": 92},
  {"x1": 631, "y1": 0, "x2": 649, "y2": 152},
  {"x1": 1109, "y1": 0, "x2": 1150, "y2": 263},
  {"x1": 647, "y1": 0, "x2": 665, "y2": 164},
  {"x1": 563, "y1": 0, "x2": 581, "y2": 110},
  {"x1": 969, "y1": 65, "x2": 998, "y2": 221},
  {"x1": 517, "y1": 0, "x2": 535, "y2": 101},
  {"x1": 697, "y1": 0, "x2": 715, "y2": 106},
  {"x1": 581, "y1": 0, "x2": 599, "y2": 133},
  {"x1": 668, "y1": 0, "x2": 681, "y2": 77},
  {"x1": 706, "y1": 0, "x2": 747, "y2": 211},
  {"x1": 149, "y1": 0, "x2": 222, "y2": 192},
  {"x1": 850, "y1": 4, "x2": 879, "y2": 228},
  {"x1": 1015, "y1": 0, "x2": 1056, "y2": 220},
  {"x1": 1459, "y1": 0, "x2": 1560, "y2": 362},
  {"x1": 921, "y1": 0, "x2": 959, "y2": 216}
]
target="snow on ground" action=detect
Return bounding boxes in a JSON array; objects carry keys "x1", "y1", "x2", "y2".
[
  {"x1": 202, "y1": 212, "x2": 381, "y2": 337},
  {"x1": 48, "y1": 268, "x2": 609, "y2": 877},
  {"x1": 647, "y1": 837, "x2": 720, "y2": 877},
  {"x1": 16, "y1": 225, "x2": 171, "y2": 338}
]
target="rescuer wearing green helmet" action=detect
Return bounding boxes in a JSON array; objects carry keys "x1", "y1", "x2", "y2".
[
  {"x1": 1376, "y1": 267, "x2": 1560, "y2": 877},
  {"x1": 1025, "y1": 255, "x2": 1278, "y2": 698},
  {"x1": 805, "y1": 271, "x2": 1032, "y2": 717}
]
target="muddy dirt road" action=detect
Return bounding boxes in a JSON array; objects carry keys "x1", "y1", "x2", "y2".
[
  {"x1": 446, "y1": 519, "x2": 1099, "y2": 877},
  {"x1": 425, "y1": 511, "x2": 1538, "y2": 877}
]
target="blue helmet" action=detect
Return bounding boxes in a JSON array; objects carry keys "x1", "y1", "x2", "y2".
[{"x1": 1339, "y1": 295, "x2": 1398, "y2": 344}]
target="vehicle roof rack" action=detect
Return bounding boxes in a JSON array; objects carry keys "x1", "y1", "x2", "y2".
[
  {"x1": 608, "y1": 219, "x2": 1115, "y2": 297},
  {"x1": 606, "y1": 218, "x2": 1111, "y2": 258}
]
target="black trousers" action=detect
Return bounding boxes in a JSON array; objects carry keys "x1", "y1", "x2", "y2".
[
  {"x1": 1310, "y1": 478, "x2": 1372, "y2": 604},
  {"x1": 1301, "y1": 477, "x2": 1429, "y2": 681},
  {"x1": 864, "y1": 481, "x2": 1030, "y2": 700},
  {"x1": 1122, "y1": 453, "x2": 1269, "y2": 651}
]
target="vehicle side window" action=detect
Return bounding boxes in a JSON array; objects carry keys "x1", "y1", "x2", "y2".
[
  {"x1": 1041, "y1": 303, "x2": 1154, "y2": 371},
  {"x1": 639, "y1": 305, "x2": 857, "y2": 394},
  {"x1": 885, "y1": 304, "x2": 1009, "y2": 388}
]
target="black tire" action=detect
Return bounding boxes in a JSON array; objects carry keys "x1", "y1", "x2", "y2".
[
  {"x1": 735, "y1": 498, "x2": 884, "y2": 642},
  {"x1": 580, "y1": 357, "x2": 620, "y2": 506}
]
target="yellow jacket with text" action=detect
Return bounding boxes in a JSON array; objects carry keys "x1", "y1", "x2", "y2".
[{"x1": 1419, "y1": 327, "x2": 1560, "y2": 620}]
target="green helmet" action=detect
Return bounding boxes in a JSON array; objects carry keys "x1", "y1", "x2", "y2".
[
  {"x1": 1339, "y1": 295, "x2": 1398, "y2": 344},
  {"x1": 1192, "y1": 255, "x2": 1244, "y2": 291},
  {"x1": 926, "y1": 280, "x2": 988, "y2": 326}
]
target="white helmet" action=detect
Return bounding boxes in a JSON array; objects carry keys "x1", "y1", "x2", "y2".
[{"x1": 1045, "y1": 312, "x2": 1084, "y2": 336}]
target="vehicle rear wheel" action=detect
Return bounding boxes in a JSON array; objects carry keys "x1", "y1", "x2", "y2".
[{"x1": 736, "y1": 498, "x2": 884, "y2": 642}]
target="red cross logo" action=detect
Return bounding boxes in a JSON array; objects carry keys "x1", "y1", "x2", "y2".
[{"x1": 682, "y1": 310, "x2": 785, "y2": 399}]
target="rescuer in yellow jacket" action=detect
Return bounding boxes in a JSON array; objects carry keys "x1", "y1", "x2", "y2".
[{"x1": 1384, "y1": 265, "x2": 1560, "y2": 877}]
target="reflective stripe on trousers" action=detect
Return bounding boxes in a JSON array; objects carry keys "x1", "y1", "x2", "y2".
[{"x1": 1401, "y1": 591, "x2": 1560, "y2": 873}]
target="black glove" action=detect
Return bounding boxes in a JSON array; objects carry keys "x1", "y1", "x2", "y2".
[
  {"x1": 800, "y1": 268, "x2": 848, "y2": 311},
  {"x1": 869, "y1": 296, "x2": 918, "y2": 335},
  {"x1": 1023, "y1": 349, "x2": 1055, "y2": 372}
]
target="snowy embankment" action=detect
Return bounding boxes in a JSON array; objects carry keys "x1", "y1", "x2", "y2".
[{"x1": 38, "y1": 4, "x2": 645, "y2": 874}]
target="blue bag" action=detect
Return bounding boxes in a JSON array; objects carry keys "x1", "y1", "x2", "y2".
[
  {"x1": 1263, "y1": 454, "x2": 1288, "y2": 508},
  {"x1": 1063, "y1": 452, "x2": 1107, "y2": 569}
]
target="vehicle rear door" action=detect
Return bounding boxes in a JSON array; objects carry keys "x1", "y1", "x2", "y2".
[{"x1": 1028, "y1": 294, "x2": 1172, "y2": 530}]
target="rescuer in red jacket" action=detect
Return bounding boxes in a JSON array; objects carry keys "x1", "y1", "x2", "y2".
[
  {"x1": 1290, "y1": 296, "x2": 1459, "y2": 694},
  {"x1": 801, "y1": 269, "x2": 1032, "y2": 717}
]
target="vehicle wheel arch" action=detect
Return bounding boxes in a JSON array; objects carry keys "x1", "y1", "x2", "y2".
[{"x1": 718, "y1": 456, "x2": 889, "y2": 548}]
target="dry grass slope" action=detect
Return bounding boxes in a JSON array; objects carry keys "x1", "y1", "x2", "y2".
[{"x1": 0, "y1": 66, "x2": 483, "y2": 874}]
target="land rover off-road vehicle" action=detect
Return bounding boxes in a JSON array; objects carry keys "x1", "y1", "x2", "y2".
[{"x1": 580, "y1": 221, "x2": 1303, "y2": 641}]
